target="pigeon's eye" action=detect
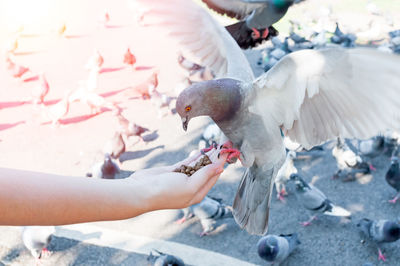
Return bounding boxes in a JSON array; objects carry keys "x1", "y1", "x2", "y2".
[{"x1": 185, "y1": 106, "x2": 191, "y2": 112}]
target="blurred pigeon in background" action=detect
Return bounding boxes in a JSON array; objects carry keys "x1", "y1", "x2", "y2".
[
  {"x1": 147, "y1": 250, "x2": 185, "y2": 266},
  {"x1": 257, "y1": 233, "x2": 300, "y2": 264},
  {"x1": 385, "y1": 156, "x2": 400, "y2": 203},
  {"x1": 103, "y1": 131, "x2": 126, "y2": 163},
  {"x1": 357, "y1": 218, "x2": 400, "y2": 261},
  {"x1": 31, "y1": 73, "x2": 50, "y2": 105},
  {"x1": 86, "y1": 153, "x2": 120, "y2": 179},
  {"x1": 330, "y1": 23, "x2": 357, "y2": 48},
  {"x1": 274, "y1": 150, "x2": 297, "y2": 201},
  {"x1": 176, "y1": 196, "x2": 233, "y2": 237},
  {"x1": 22, "y1": 226, "x2": 55, "y2": 261},
  {"x1": 332, "y1": 137, "x2": 371, "y2": 181},
  {"x1": 290, "y1": 173, "x2": 351, "y2": 226}
]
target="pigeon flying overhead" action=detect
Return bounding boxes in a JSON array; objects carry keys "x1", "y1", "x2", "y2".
[
  {"x1": 136, "y1": 0, "x2": 400, "y2": 235},
  {"x1": 147, "y1": 250, "x2": 185, "y2": 266},
  {"x1": 257, "y1": 233, "x2": 300, "y2": 264},
  {"x1": 290, "y1": 174, "x2": 351, "y2": 226},
  {"x1": 385, "y1": 157, "x2": 400, "y2": 203},
  {"x1": 200, "y1": 0, "x2": 295, "y2": 49},
  {"x1": 357, "y1": 218, "x2": 400, "y2": 261},
  {"x1": 22, "y1": 226, "x2": 55, "y2": 261},
  {"x1": 176, "y1": 196, "x2": 233, "y2": 237}
]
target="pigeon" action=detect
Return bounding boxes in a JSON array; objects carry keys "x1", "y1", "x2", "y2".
[
  {"x1": 6, "y1": 56, "x2": 30, "y2": 78},
  {"x1": 332, "y1": 137, "x2": 371, "y2": 180},
  {"x1": 147, "y1": 250, "x2": 185, "y2": 266},
  {"x1": 359, "y1": 136, "x2": 385, "y2": 158},
  {"x1": 115, "y1": 111, "x2": 149, "y2": 142},
  {"x1": 177, "y1": 53, "x2": 215, "y2": 81},
  {"x1": 31, "y1": 73, "x2": 50, "y2": 105},
  {"x1": 87, "y1": 153, "x2": 120, "y2": 179},
  {"x1": 257, "y1": 233, "x2": 300, "y2": 264},
  {"x1": 103, "y1": 131, "x2": 126, "y2": 163},
  {"x1": 176, "y1": 196, "x2": 233, "y2": 236},
  {"x1": 357, "y1": 218, "x2": 400, "y2": 261},
  {"x1": 124, "y1": 48, "x2": 136, "y2": 69},
  {"x1": 136, "y1": 0, "x2": 400, "y2": 235},
  {"x1": 85, "y1": 49, "x2": 104, "y2": 72},
  {"x1": 274, "y1": 150, "x2": 297, "y2": 201},
  {"x1": 200, "y1": 0, "x2": 295, "y2": 49},
  {"x1": 58, "y1": 23, "x2": 67, "y2": 36},
  {"x1": 45, "y1": 91, "x2": 72, "y2": 126},
  {"x1": 290, "y1": 173, "x2": 351, "y2": 226},
  {"x1": 22, "y1": 226, "x2": 55, "y2": 260},
  {"x1": 385, "y1": 156, "x2": 400, "y2": 203},
  {"x1": 5, "y1": 38, "x2": 18, "y2": 54},
  {"x1": 330, "y1": 23, "x2": 357, "y2": 48},
  {"x1": 128, "y1": 72, "x2": 158, "y2": 99}
]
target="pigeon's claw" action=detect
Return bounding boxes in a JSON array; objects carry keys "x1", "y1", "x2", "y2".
[
  {"x1": 175, "y1": 217, "x2": 187, "y2": 225},
  {"x1": 369, "y1": 163, "x2": 377, "y2": 171},
  {"x1": 251, "y1": 28, "x2": 260, "y2": 39},
  {"x1": 218, "y1": 148, "x2": 241, "y2": 164},
  {"x1": 40, "y1": 247, "x2": 52, "y2": 259},
  {"x1": 200, "y1": 143, "x2": 217, "y2": 155},
  {"x1": 277, "y1": 188, "x2": 287, "y2": 202},
  {"x1": 261, "y1": 28, "x2": 269, "y2": 39},
  {"x1": 300, "y1": 215, "x2": 317, "y2": 227},
  {"x1": 378, "y1": 248, "x2": 386, "y2": 262},
  {"x1": 388, "y1": 196, "x2": 399, "y2": 204},
  {"x1": 199, "y1": 231, "x2": 210, "y2": 237}
]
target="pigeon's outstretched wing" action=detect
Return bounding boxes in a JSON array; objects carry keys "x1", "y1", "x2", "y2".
[
  {"x1": 134, "y1": 0, "x2": 253, "y2": 81},
  {"x1": 252, "y1": 48, "x2": 400, "y2": 149},
  {"x1": 201, "y1": 0, "x2": 264, "y2": 20}
]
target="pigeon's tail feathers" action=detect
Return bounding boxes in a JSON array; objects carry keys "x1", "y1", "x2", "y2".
[
  {"x1": 233, "y1": 165, "x2": 275, "y2": 235},
  {"x1": 281, "y1": 233, "x2": 301, "y2": 253},
  {"x1": 324, "y1": 204, "x2": 351, "y2": 217},
  {"x1": 217, "y1": 205, "x2": 233, "y2": 219}
]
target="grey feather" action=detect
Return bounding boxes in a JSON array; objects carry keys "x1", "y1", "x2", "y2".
[{"x1": 147, "y1": 250, "x2": 185, "y2": 266}]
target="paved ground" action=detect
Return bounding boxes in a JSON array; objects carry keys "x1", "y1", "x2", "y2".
[{"x1": 1, "y1": 0, "x2": 400, "y2": 265}]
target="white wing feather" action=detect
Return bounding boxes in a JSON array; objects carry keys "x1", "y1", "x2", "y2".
[
  {"x1": 252, "y1": 48, "x2": 400, "y2": 149},
  {"x1": 133, "y1": 0, "x2": 254, "y2": 82}
]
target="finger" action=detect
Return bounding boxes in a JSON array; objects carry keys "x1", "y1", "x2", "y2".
[
  {"x1": 186, "y1": 163, "x2": 222, "y2": 191},
  {"x1": 190, "y1": 173, "x2": 221, "y2": 205},
  {"x1": 172, "y1": 150, "x2": 202, "y2": 170}
]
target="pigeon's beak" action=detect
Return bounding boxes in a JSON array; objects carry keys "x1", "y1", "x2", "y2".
[{"x1": 181, "y1": 117, "x2": 188, "y2": 131}]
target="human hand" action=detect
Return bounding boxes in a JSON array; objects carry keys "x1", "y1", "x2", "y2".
[{"x1": 129, "y1": 147, "x2": 228, "y2": 211}]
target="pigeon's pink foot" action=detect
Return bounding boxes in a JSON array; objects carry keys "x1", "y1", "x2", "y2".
[
  {"x1": 199, "y1": 231, "x2": 209, "y2": 237},
  {"x1": 201, "y1": 143, "x2": 217, "y2": 154},
  {"x1": 218, "y1": 141, "x2": 241, "y2": 163},
  {"x1": 300, "y1": 216, "x2": 317, "y2": 227},
  {"x1": 262, "y1": 28, "x2": 269, "y2": 38},
  {"x1": 251, "y1": 28, "x2": 260, "y2": 39},
  {"x1": 277, "y1": 188, "x2": 287, "y2": 201},
  {"x1": 388, "y1": 196, "x2": 398, "y2": 204},
  {"x1": 175, "y1": 217, "x2": 187, "y2": 225},
  {"x1": 369, "y1": 164, "x2": 376, "y2": 171},
  {"x1": 378, "y1": 248, "x2": 386, "y2": 262},
  {"x1": 41, "y1": 247, "x2": 52, "y2": 258}
]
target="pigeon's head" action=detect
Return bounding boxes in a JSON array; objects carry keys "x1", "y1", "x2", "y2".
[
  {"x1": 176, "y1": 79, "x2": 242, "y2": 131},
  {"x1": 257, "y1": 236, "x2": 279, "y2": 262},
  {"x1": 356, "y1": 218, "x2": 372, "y2": 235}
]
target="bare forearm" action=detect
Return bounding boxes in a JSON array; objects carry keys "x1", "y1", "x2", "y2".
[{"x1": 0, "y1": 168, "x2": 149, "y2": 226}]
